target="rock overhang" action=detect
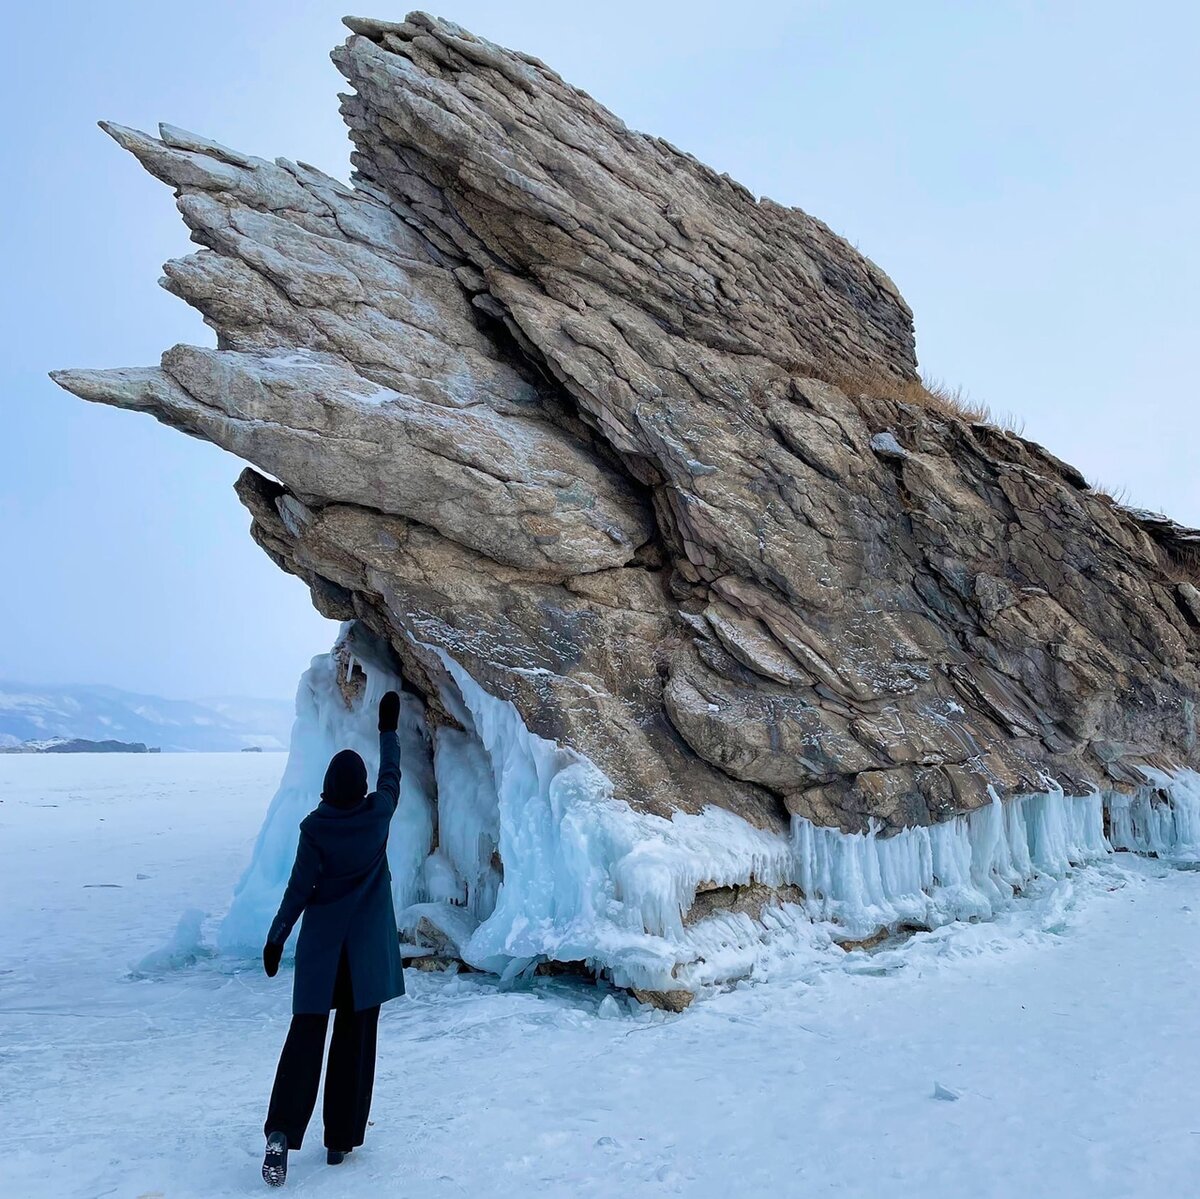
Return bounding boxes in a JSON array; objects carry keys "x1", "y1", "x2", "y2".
[{"x1": 51, "y1": 11, "x2": 1200, "y2": 837}]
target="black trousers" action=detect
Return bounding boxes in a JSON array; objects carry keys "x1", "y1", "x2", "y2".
[{"x1": 265, "y1": 949, "x2": 380, "y2": 1151}]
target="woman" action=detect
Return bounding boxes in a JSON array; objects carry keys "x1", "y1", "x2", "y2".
[{"x1": 260, "y1": 690, "x2": 406, "y2": 1187}]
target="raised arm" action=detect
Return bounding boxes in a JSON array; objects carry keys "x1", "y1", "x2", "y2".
[{"x1": 376, "y1": 691, "x2": 402, "y2": 812}]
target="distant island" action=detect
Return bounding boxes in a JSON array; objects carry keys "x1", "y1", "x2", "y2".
[{"x1": 0, "y1": 738, "x2": 159, "y2": 755}]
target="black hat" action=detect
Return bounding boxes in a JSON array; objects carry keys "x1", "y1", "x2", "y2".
[{"x1": 322, "y1": 749, "x2": 368, "y2": 809}]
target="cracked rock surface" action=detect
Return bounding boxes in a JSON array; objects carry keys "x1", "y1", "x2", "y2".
[{"x1": 55, "y1": 12, "x2": 1200, "y2": 833}]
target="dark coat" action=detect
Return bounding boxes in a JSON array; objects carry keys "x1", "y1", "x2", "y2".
[{"x1": 268, "y1": 730, "x2": 406, "y2": 1014}]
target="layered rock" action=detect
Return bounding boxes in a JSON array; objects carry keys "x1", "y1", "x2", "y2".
[{"x1": 55, "y1": 15, "x2": 1199, "y2": 859}]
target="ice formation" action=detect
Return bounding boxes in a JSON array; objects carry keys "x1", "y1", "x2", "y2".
[
  {"x1": 218, "y1": 625, "x2": 434, "y2": 952},
  {"x1": 429, "y1": 728, "x2": 501, "y2": 920},
  {"x1": 1105, "y1": 768, "x2": 1200, "y2": 860},
  {"x1": 133, "y1": 909, "x2": 214, "y2": 977},
  {"x1": 224, "y1": 625, "x2": 1200, "y2": 995}
]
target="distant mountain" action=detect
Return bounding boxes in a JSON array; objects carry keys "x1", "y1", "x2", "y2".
[
  {"x1": 1, "y1": 738, "x2": 156, "y2": 755},
  {"x1": 0, "y1": 682, "x2": 294, "y2": 752}
]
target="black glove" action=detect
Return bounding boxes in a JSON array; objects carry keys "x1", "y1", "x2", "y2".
[
  {"x1": 378, "y1": 691, "x2": 401, "y2": 733},
  {"x1": 263, "y1": 941, "x2": 283, "y2": 978}
]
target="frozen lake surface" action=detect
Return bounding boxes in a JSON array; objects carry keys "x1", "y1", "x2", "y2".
[{"x1": 1, "y1": 752, "x2": 1198, "y2": 1198}]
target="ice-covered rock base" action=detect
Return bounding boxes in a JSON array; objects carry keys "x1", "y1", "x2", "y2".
[
  {"x1": 219, "y1": 625, "x2": 435, "y2": 953},
  {"x1": 222, "y1": 627, "x2": 1200, "y2": 996},
  {"x1": 1106, "y1": 769, "x2": 1200, "y2": 861}
]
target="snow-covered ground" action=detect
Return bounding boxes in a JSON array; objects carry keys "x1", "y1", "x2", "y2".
[{"x1": 2, "y1": 753, "x2": 1199, "y2": 1198}]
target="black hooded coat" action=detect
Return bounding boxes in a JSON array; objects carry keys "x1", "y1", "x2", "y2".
[{"x1": 268, "y1": 730, "x2": 406, "y2": 1014}]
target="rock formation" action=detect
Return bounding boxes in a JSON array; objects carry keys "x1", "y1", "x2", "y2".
[{"x1": 53, "y1": 14, "x2": 1200, "y2": 987}]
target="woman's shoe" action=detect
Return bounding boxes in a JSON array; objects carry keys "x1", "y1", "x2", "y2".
[
  {"x1": 327, "y1": 1148, "x2": 350, "y2": 1165},
  {"x1": 262, "y1": 1131, "x2": 288, "y2": 1187}
]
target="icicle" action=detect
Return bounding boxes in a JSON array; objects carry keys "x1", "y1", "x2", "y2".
[
  {"x1": 787, "y1": 787, "x2": 1109, "y2": 941},
  {"x1": 225, "y1": 629, "x2": 1200, "y2": 995},
  {"x1": 1105, "y1": 770, "x2": 1200, "y2": 860},
  {"x1": 431, "y1": 727, "x2": 501, "y2": 920}
]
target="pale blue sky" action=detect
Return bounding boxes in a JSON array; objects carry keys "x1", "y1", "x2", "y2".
[{"x1": 2, "y1": 1, "x2": 1197, "y2": 700}]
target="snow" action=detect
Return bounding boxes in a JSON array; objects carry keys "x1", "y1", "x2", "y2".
[
  {"x1": 257, "y1": 351, "x2": 400, "y2": 406},
  {"x1": 4, "y1": 750, "x2": 1200, "y2": 1196},
  {"x1": 869, "y1": 429, "x2": 908, "y2": 458},
  {"x1": 12, "y1": 737, "x2": 70, "y2": 751}
]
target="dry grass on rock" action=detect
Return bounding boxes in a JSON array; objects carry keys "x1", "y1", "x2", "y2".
[{"x1": 831, "y1": 371, "x2": 1025, "y2": 435}]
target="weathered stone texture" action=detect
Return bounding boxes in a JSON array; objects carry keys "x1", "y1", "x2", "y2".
[{"x1": 54, "y1": 12, "x2": 1200, "y2": 834}]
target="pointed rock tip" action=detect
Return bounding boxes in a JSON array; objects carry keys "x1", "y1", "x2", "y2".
[
  {"x1": 48, "y1": 365, "x2": 102, "y2": 389},
  {"x1": 48, "y1": 365, "x2": 117, "y2": 398},
  {"x1": 48, "y1": 366, "x2": 109, "y2": 402},
  {"x1": 47, "y1": 365, "x2": 163, "y2": 410},
  {"x1": 98, "y1": 119, "x2": 136, "y2": 141},
  {"x1": 342, "y1": 14, "x2": 411, "y2": 38},
  {"x1": 97, "y1": 120, "x2": 161, "y2": 156}
]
